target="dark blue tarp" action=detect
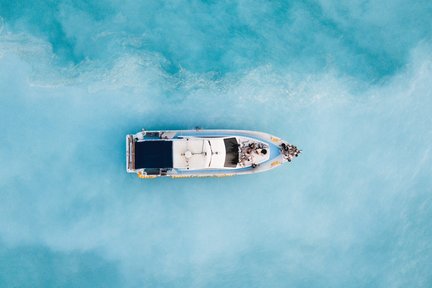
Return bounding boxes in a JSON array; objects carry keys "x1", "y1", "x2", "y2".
[{"x1": 135, "y1": 141, "x2": 173, "y2": 168}]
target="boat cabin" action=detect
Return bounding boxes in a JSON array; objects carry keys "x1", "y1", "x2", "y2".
[{"x1": 134, "y1": 137, "x2": 240, "y2": 171}]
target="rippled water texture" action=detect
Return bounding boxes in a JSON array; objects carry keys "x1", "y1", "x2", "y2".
[{"x1": 1, "y1": 1, "x2": 432, "y2": 287}]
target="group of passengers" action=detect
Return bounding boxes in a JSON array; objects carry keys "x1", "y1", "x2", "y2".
[
  {"x1": 281, "y1": 143, "x2": 301, "y2": 162},
  {"x1": 239, "y1": 142, "x2": 268, "y2": 167}
]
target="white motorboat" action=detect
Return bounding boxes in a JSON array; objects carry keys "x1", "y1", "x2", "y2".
[{"x1": 126, "y1": 129, "x2": 300, "y2": 178}]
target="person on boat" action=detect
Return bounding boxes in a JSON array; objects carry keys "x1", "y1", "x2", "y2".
[
  {"x1": 245, "y1": 147, "x2": 253, "y2": 155},
  {"x1": 256, "y1": 148, "x2": 267, "y2": 155}
]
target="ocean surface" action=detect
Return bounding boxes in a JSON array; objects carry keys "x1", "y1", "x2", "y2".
[{"x1": 1, "y1": 1, "x2": 432, "y2": 287}]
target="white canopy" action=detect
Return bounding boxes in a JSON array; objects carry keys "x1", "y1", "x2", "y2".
[{"x1": 172, "y1": 138, "x2": 228, "y2": 170}]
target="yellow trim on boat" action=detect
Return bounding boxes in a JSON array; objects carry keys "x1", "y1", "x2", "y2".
[
  {"x1": 271, "y1": 161, "x2": 282, "y2": 167},
  {"x1": 171, "y1": 174, "x2": 234, "y2": 179},
  {"x1": 271, "y1": 137, "x2": 280, "y2": 143},
  {"x1": 137, "y1": 172, "x2": 157, "y2": 179}
]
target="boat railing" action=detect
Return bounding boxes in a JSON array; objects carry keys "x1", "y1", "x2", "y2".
[{"x1": 127, "y1": 135, "x2": 135, "y2": 171}]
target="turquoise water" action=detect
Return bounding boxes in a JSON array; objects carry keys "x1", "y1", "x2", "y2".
[{"x1": 1, "y1": 1, "x2": 432, "y2": 287}]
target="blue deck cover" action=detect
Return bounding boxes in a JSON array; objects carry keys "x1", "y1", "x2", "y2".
[{"x1": 135, "y1": 140, "x2": 173, "y2": 168}]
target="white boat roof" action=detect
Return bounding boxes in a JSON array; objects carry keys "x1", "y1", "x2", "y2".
[{"x1": 173, "y1": 138, "x2": 228, "y2": 170}]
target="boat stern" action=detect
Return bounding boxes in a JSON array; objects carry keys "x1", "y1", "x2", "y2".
[{"x1": 126, "y1": 135, "x2": 136, "y2": 173}]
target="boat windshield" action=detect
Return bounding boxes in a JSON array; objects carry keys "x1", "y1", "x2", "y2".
[{"x1": 223, "y1": 137, "x2": 239, "y2": 168}]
